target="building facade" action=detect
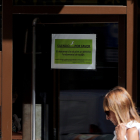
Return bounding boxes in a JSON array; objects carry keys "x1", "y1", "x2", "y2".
[{"x1": 0, "y1": 0, "x2": 139, "y2": 140}]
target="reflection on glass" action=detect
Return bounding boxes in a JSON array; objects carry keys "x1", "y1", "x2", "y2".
[{"x1": 13, "y1": 0, "x2": 126, "y2": 5}]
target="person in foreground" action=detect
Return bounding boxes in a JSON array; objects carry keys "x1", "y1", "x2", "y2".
[{"x1": 103, "y1": 86, "x2": 140, "y2": 140}]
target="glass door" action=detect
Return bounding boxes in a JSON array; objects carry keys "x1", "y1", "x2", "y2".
[{"x1": 13, "y1": 14, "x2": 126, "y2": 140}]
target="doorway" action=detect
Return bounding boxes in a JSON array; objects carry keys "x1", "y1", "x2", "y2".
[{"x1": 13, "y1": 14, "x2": 126, "y2": 140}]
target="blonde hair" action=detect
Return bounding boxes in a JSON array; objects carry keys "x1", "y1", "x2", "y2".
[{"x1": 103, "y1": 86, "x2": 140, "y2": 124}]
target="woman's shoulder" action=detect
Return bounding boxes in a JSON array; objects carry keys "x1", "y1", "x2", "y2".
[
  {"x1": 126, "y1": 120, "x2": 140, "y2": 140},
  {"x1": 126, "y1": 127, "x2": 139, "y2": 140}
]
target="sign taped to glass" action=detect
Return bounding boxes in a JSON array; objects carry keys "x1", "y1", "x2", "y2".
[{"x1": 51, "y1": 34, "x2": 96, "y2": 69}]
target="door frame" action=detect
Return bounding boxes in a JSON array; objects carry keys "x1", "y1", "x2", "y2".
[{"x1": 1, "y1": 0, "x2": 135, "y2": 140}]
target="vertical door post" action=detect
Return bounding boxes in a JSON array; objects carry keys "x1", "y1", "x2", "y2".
[{"x1": 127, "y1": 0, "x2": 134, "y2": 97}]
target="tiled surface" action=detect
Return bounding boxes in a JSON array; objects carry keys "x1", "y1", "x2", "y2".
[{"x1": 22, "y1": 104, "x2": 41, "y2": 140}]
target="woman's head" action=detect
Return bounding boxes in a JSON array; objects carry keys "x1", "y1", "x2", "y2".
[{"x1": 103, "y1": 86, "x2": 140, "y2": 125}]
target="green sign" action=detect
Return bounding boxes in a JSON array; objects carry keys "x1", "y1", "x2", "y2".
[
  {"x1": 55, "y1": 39, "x2": 92, "y2": 64},
  {"x1": 51, "y1": 34, "x2": 96, "y2": 69}
]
